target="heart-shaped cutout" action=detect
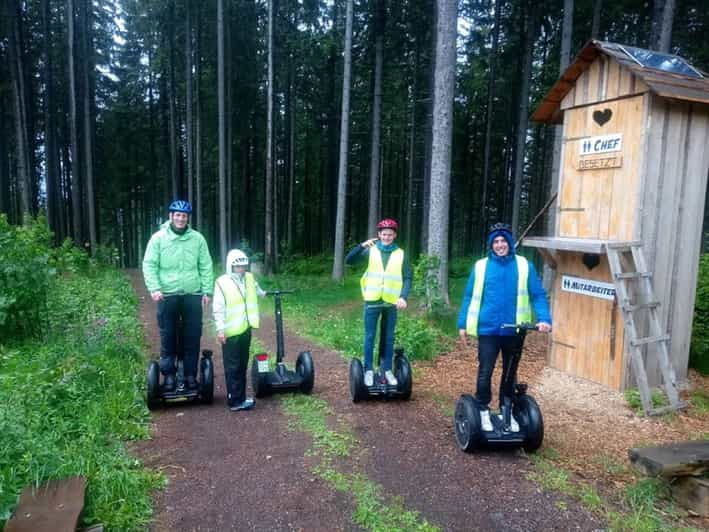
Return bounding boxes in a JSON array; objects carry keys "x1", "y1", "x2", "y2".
[{"x1": 593, "y1": 109, "x2": 612, "y2": 126}]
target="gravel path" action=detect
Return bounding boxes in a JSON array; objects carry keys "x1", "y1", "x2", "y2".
[{"x1": 130, "y1": 272, "x2": 605, "y2": 531}]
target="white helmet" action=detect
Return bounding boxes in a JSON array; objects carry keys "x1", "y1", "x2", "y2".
[{"x1": 226, "y1": 249, "x2": 249, "y2": 268}]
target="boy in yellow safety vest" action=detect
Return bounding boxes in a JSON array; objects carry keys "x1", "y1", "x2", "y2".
[
  {"x1": 213, "y1": 249, "x2": 266, "y2": 411},
  {"x1": 457, "y1": 223, "x2": 551, "y2": 432},
  {"x1": 346, "y1": 219, "x2": 413, "y2": 387}
]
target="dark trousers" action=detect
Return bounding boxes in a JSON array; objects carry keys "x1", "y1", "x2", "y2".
[
  {"x1": 363, "y1": 303, "x2": 397, "y2": 372},
  {"x1": 157, "y1": 294, "x2": 203, "y2": 378},
  {"x1": 476, "y1": 334, "x2": 525, "y2": 408},
  {"x1": 222, "y1": 328, "x2": 252, "y2": 406}
]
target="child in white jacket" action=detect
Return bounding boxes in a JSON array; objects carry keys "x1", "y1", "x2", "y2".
[{"x1": 212, "y1": 249, "x2": 265, "y2": 411}]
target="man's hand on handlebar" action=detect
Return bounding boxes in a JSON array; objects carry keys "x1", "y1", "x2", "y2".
[{"x1": 536, "y1": 322, "x2": 552, "y2": 333}]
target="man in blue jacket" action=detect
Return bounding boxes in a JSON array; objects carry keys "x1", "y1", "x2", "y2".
[{"x1": 457, "y1": 223, "x2": 551, "y2": 432}]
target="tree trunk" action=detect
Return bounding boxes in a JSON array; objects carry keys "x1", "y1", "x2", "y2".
[
  {"x1": 7, "y1": 0, "x2": 31, "y2": 217},
  {"x1": 405, "y1": 48, "x2": 418, "y2": 253},
  {"x1": 367, "y1": 0, "x2": 385, "y2": 236},
  {"x1": 67, "y1": 0, "x2": 82, "y2": 242},
  {"x1": 168, "y1": 0, "x2": 179, "y2": 199},
  {"x1": 265, "y1": 0, "x2": 274, "y2": 274},
  {"x1": 511, "y1": 1, "x2": 537, "y2": 233},
  {"x1": 82, "y1": 0, "x2": 97, "y2": 253},
  {"x1": 544, "y1": 0, "x2": 573, "y2": 287},
  {"x1": 427, "y1": 0, "x2": 456, "y2": 305},
  {"x1": 217, "y1": 0, "x2": 227, "y2": 262},
  {"x1": 287, "y1": 48, "x2": 295, "y2": 255},
  {"x1": 591, "y1": 0, "x2": 602, "y2": 39},
  {"x1": 480, "y1": 0, "x2": 502, "y2": 245},
  {"x1": 185, "y1": 0, "x2": 194, "y2": 206},
  {"x1": 195, "y1": 3, "x2": 203, "y2": 230},
  {"x1": 42, "y1": 0, "x2": 61, "y2": 239},
  {"x1": 655, "y1": 0, "x2": 676, "y2": 52},
  {"x1": 0, "y1": 95, "x2": 10, "y2": 217},
  {"x1": 332, "y1": 0, "x2": 354, "y2": 281}
]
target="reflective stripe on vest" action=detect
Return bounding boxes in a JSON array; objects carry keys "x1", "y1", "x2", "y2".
[
  {"x1": 465, "y1": 255, "x2": 531, "y2": 337},
  {"x1": 217, "y1": 273, "x2": 260, "y2": 337},
  {"x1": 360, "y1": 247, "x2": 404, "y2": 304}
]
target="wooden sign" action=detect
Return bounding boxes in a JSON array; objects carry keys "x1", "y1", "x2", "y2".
[
  {"x1": 561, "y1": 275, "x2": 616, "y2": 300},
  {"x1": 578, "y1": 133, "x2": 623, "y2": 156},
  {"x1": 577, "y1": 155, "x2": 623, "y2": 170}
]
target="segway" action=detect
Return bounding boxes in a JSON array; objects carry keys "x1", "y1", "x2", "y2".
[
  {"x1": 250, "y1": 290, "x2": 315, "y2": 397},
  {"x1": 349, "y1": 303, "x2": 413, "y2": 402},
  {"x1": 146, "y1": 312, "x2": 214, "y2": 410},
  {"x1": 454, "y1": 323, "x2": 544, "y2": 453}
]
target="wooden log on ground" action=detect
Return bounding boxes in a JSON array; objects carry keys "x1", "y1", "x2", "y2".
[
  {"x1": 628, "y1": 440, "x2": 709, "y2": 477},
  {"x1": 671, "y1": 476, "x2": 709, "y2": 516},
  {"x1": 5, "y1": 476, "x2": 86, "y2": 532}
]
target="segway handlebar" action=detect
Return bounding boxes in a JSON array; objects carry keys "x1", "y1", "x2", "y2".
[
  {"x1": 501, "y1": 323, "x2": 547, "y2": 333},
  {"x1": 365, "y1": 302, "x2": 396, "y2": 310},
  {"x1": 265, "y1": 289, "x2": 295, "y2": 296}
]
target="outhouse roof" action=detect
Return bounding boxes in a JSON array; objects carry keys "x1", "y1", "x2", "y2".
[{"x1": 532, "y1": 40, "x2": 709, "y2": 124}]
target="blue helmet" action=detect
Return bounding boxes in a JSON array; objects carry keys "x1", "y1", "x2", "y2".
[{"x1": 168, "y1": 200, "x2": 192, "y2": 214}]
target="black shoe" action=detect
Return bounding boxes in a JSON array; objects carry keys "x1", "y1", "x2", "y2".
[
  {"x1": 186, "y1": 375, "x2": 198, "y2": 390},
  {"x1": 229, "y1": 398, "x2": 255, "y2": 412},
  {"x1": 163, "y1": 374, "x2": 176, "y2": 391}
]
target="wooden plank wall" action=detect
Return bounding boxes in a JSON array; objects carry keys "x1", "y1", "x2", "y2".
[
  {"x1": 550, "y1": 252, "x2": 625, "y2": 389},
  {"x1": 560, "y1": 54, "x2": 649, "y2": 111},
  {"x1": 636, "y1": 96, "x2": 709, "y2": 387},
  {"x1": 558, "y1": 94, "x2": 645, "y2": 241}
]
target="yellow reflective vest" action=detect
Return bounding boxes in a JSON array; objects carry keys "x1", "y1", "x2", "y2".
[
  {"x1": 465, "y1": 255, "x2": 531, "y2": 336},
  {"x1": 360, "y1": 247, "x2": 404, "y2": 304},
  {"x1": 216, "y1": 272, "x2": 260, "y2": 337}
]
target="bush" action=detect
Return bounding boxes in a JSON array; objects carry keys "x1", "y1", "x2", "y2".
[
  {"x1": 690, "y1": 254, "x2": 709, "y2": 374},
  {"x1": 0, "y1": 215, "x2": 56, "y2": 341},
  {"x1": 0, "y1": 268, "x2": 161, "y2": 530},
  {"x1": 279, "y1": 254, "x2": 333, "y2": 275}
]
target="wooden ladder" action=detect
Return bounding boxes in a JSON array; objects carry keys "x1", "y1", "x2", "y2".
[{"x1": 605, "y1": 242, "x2": 686, "y2": 416}]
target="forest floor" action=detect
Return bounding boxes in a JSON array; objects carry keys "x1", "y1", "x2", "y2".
[{"x1": 129, "y1": 271, "x2": 709, "y2": 531}]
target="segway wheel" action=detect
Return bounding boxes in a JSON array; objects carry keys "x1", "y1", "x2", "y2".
[
  {"x1": 251, "y1": 355, "x2": 270, "y2": 398},
  {"x1": 200, "y1": 352, "x2": 214, "y2": 404},
  {"x1": 296, "y1": 351, "x2": 315, "y2": 394},
  {"x1": 454, "y1": 394, "x2": 481, "y2": 453},
  {"x1": 394, "y1": 353, "x2": 412, "y2": 400},
  {"x1": 515, "y1": 394, "x2": 544, "y2": 452},
  {"x1": 146, "y1": 360, "x2": 161, "y2": 410},
  {"x1": 349, "y1": 358, "x2": 366, "y2": 403}
]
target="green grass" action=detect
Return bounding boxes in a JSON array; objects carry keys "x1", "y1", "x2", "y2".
[
  {"x1": 529, "y1": 449, "x2": 701, "y2": 532},
  {"x1": 623, "y1": 388, "x2": 670, "y2": 415},
  {"x1": 280, "y1": 394, "x2": 439, "y2": 531},
  {"x1": 259, "y1": 273, "x2": 454, "y2": 362},
  {"x1": 0, "y1": 269, "x2": 162, "y2": 531},
  {"x1": 690, "y1": 389, "x2": 709, "y2": 414}
]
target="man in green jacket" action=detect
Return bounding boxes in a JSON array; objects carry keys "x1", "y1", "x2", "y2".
[{"x1": 143, "y1": 200, "x2": 214, "y2": 392}]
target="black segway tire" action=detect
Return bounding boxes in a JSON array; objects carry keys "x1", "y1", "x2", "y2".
[
  {"x1": 296, "y1": 351, "x2": 315, "y2": 394},
  {"x1": 394, "y1": 353, "x2": 412, "y2": 400},
  {"x1": 349, "y1": 358, "x2": 366, "y2": 403},
  {"x1": 251, "y1": 359, "x2": 270, "y2": 398},
  {"x1": 200, "y1": 352, "x2": 214, "y2": 404},
  {"x1": 454, "y1": 394, "x2": 482, "y2": 453},
  {"x1": 146, "y1": 360, "x2": 161, "y2": 410},
  {"x1": 515, "y1": 394, "x2": 544, "y2": 452}
]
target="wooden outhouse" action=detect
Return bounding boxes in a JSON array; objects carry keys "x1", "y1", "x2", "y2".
[{"x1": 525, "y1": 41, "x2": 709, "y2": 409}]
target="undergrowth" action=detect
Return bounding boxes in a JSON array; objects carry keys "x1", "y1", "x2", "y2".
[
  {"x1": 529, "y1": 449, "x2": 699, "y2": 532},
  {"x1": 262, "y1": 273, "x2": 452, "y2": 362},
  {"x1": 0, "y1": 217, "x2": 161, "y2": 530}
]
